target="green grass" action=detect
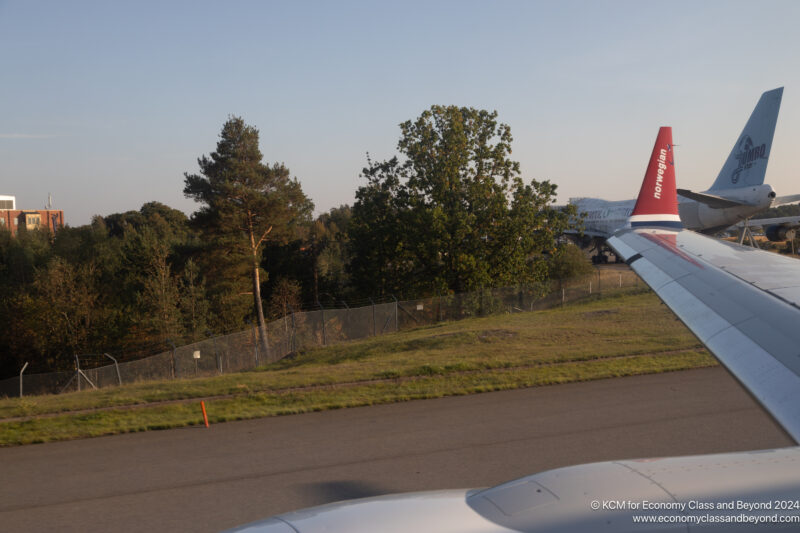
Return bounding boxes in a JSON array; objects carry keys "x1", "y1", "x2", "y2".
[{"x1": 0, "y1": 288, "x2": 716, "y2": 446}]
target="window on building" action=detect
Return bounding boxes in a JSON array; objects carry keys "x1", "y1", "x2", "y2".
[{"x1": 25, "y1": 214, "x2": 41, "y2": 229}]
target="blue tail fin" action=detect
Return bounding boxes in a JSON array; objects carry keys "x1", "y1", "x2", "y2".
[{"x1": 709, "y1": 87, "x2": 782, "y2": 190}]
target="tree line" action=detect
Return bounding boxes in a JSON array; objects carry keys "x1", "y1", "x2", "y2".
[{"x1": 0, "y1": 106, "x2": 585, "y2": 378}]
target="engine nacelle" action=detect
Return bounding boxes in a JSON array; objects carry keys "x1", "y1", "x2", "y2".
[{"x1": 765, "y1": 225, "x2": 797, "y2": 242}]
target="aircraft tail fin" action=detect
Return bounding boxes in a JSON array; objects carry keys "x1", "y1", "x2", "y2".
[
  {"x1": 629, "y1": 127, "x2": 682, "y2": 229},
  {"x1": 709, "y1": 87, "x2": 783, "y2": 191}
]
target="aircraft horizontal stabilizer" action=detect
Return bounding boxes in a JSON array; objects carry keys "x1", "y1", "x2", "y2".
[
  {"x1": 773, "y1": 193, "x2": 800, "y2": 207},
  {"x1": 676, "y1": 188, "x2": 752, "y2": 209}
]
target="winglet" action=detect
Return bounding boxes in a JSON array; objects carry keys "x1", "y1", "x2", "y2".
[{"x1": 629, "y1": 127, "x2": 683, "y2": 229}]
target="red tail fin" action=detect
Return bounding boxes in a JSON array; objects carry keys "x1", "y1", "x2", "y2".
[{"x1": 629, "y1": 127, "x2": 682, "y2": 229}]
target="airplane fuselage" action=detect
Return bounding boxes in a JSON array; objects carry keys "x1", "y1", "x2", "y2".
[
  {"x1": 573, "y1": 184, "x2": 776, "y2": 237},
  {"x1": 678, "y1": 185, "x2": 777, "y2": 234}
]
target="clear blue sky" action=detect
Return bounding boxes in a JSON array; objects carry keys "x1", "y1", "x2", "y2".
[{"x1": 2, "y1": 0, "x2": 799, "y2": 225}]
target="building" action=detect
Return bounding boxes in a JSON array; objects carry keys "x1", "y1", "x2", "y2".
[{"x1": 0, "y1": 195, "x2": 64, "y2": 236}]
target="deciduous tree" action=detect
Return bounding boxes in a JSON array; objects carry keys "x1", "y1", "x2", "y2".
[{"x1": 350, "y1": 106, "x2": 577, "y2": 297}]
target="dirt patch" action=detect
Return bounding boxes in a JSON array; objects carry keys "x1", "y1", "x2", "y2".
[
  {"x1": 478, "y1": 329, "x2": 518, "y2": 341},
  {"x1": 582, "y1": 310, "x2": 620, "y2": 319},
  {"x1": 429, "y1": 332, "x2": 464, "y2": 339}
]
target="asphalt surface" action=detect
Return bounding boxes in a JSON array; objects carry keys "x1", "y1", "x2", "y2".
[{"x1": 0, "y1": 367, "x2": 793, "y2": 532}]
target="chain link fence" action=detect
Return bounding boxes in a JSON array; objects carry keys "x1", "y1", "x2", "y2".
[{"x1": 0, "y1": 267, "x2": 642, "y2": 398}]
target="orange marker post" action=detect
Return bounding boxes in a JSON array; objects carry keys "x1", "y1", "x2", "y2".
[{"x1": 200, "y1": 400, "x2": 209, "y2": 428}]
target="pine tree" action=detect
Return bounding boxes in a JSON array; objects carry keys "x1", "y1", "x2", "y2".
[{"x1": 184, "y1": 117, "x2": 313, "y2": 353}]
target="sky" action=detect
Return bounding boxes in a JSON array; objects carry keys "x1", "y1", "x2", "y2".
[{"x1": 1, "y1": 0, "x2": 799, "y2": 226}]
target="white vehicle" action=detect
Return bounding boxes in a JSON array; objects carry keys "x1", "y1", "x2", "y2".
[
  {"x1": 229, "y1": 127, "x2": 800, "y2": 531},
  {"x1": 571, "y1": 88, "x2": 797, "y2": 262}
]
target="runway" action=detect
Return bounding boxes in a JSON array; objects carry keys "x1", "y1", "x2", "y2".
[{"x1": 0, "y1": 367, "x2": 793, "y2": 532}]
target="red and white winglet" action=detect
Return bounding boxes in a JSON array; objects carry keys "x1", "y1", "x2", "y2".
[{"x1": 628, "y1": 126, "x2": 683, "y2": 229}]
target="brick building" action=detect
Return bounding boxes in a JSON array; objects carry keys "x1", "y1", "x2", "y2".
[{"x1": 0, "y1": 195, "x2": 64, "y2": 236}]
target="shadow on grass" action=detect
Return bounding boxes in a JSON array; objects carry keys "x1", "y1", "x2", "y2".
[{"x1": 263, "y1": 331, "x2": 477, "y2": 370}]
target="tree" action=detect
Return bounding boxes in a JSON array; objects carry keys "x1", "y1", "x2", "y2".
[
  {"x1": 0, "y1": 227, "x2": 59, "y2": 375},
  {"x1": 350, "y1": 106, "x2": 577, "y2": 297},
  {"x1": 184, "y1": 116, "x2": 313, "y2": 353},
  {"x1": 262, "y1": 205, "x2": 352, "y2": 307},
  {"x1": 348, "y1": 156, "x2": 408, "y2": 297},
  {"x1": 267, "y1": 277, "x2": 302, "y2": 319},
  {"x1": 139, "y1": 242, "x2": 182, "y2": 344},
  {"x1": 548, "y1": 242, "x2": 594, "y2": 289},
  {"x1": 0, "y1": 202, "x2": 207, "y2": 378},
  {"x1": 104, "y1": 202, "x2": 192, "y2": 244},
  {"x1": 30, "y1": 257, "x2": 101, "y2": 370},
  {"x1": 179, "y1": 258, "x2": 208, "y2": 341},
  {"x1": 307, "y1": 205, "x2": 351, "y2": 302}
]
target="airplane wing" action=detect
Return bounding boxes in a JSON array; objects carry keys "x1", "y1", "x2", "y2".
[
  {"x1": 563, "y1": 227, "x2": 611, "y2": 239},
  {"x1": 731, "y1": 216, "x2": 800, "y2": 242},
  {"x1": 607, "y1": 127, "x2": 800, "y2": 443},
  {"x1": 733, "y1": 216, "x2": 800, "y2": 228}
]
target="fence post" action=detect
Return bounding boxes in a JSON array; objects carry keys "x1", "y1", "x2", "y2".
[
  {"x1": 284, "y1": 311, "x2": 289, "y2": 355},
  {"x1": 391, "y1": 295, "x2": 398, "y2": 331},
  {"x1": 19, "y1": 362, "x2": 28, "y2": 398},
  {"x1": 291, "y1": 308, "x2": 296, "y2": 353},
  {"x1": 288, "y1": 304, "x2": 296, "y2": 355},
  {"x1": 340, "y1": 298, "x2": 350, "y2": 340},
  {"x1": 206, "y1": 330, "x2": 220, "y2": 374},
  {"x1": 317, "y1": 300, "x2": 327, "y2": 346},
  {"x1": 103, "y1": 353, "x2": 122, "y2": 386},
  {"x1": 166, "y1": 339, "x2": 177, "y2": 379},
  {"x1": 250, "y1": 320, "x2": 259, "y2": 367},
  {"x1": 214, "y1": 335, "x2": 220, "y2": 373},
  {"x1": 369, "y1": 298, "x2": 376, "y2": 336}
]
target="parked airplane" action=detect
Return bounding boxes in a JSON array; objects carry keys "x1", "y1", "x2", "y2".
[
  {"x1": 229, "y1": 127, "x2": 800, "y2": 531},
  {"x1": 571, "y1": 87, "x2": 796, "y2": 263},
  {"x1": 731, "y1": 212, "x2": 800, "y2": 248}
]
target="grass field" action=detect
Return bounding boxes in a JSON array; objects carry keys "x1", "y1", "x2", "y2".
[{"x1": 0, "y1": 288, "x2": 716, "y2": 446}]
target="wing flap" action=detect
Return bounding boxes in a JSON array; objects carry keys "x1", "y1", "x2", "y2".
[
  {"x1": 658, "y1": 278, "x2": 732, "y2": 343},
  {"x1": 609, "y1": 228, "x2": 800, "y2": 442},
  {"x1": 702, "y1": 326, "x2": 800, "y2": 441},
  {"x1": 772, "y1": 286, "x2": 800, "y2": 305}
]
